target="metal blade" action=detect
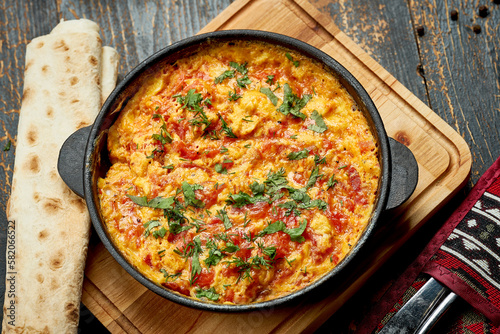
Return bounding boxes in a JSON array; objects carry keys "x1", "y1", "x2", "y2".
[{"x1": 378, "y1": 277, "x2": 456, "y2": 334}]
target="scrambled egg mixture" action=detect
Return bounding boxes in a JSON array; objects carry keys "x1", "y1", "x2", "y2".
[{"x1": 98, "y1": 40, "x2": 380, "y2": 304}]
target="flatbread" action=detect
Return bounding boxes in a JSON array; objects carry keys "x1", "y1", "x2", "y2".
[{"x1": 2, "y1": 19, "x2": 118, "y2": 333}]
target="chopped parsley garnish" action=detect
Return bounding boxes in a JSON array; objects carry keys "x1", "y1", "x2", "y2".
[
  {"x1": 189, "y1": 236, "x2": 203, "y2": 285},
  {"x1": 152, "y1": 227, "x2": 167, "y2": 239},
  {"x1": 152, "y1": 114, "x2": 173, "y2": 144},
  {"x1": 287, "y1": 148, "x2": 310, "y2": 160},
  {"x1": 216, "y1": 207, "x2": 232, "y2": 230},
  {"x1": 226, "y1": 191, "x2": 267, "y2": 207},
  {"x1": 229, "y1": 61, "x2": 248, "y2": 75},
  {"x1": 196, "y1": 287, "x2": 220, "y2": 301},
  {"x1": 278, "y1": 201, "x2": 301, "y2": 217},
  {"x1": 327, "y1": 175, "x2": 338, "y2": 190},
  {"x1": 266, "y1": 75, "x2": 275, "y2": 85},
  {"x1": 177, "y1": 89, "x2": 211, "y2": 130},
  {"x1": 181, "y1": 181, "x2": 204, "y2": 208},
  {"x1": 214, "y1": 70, "x2": 235, "y2": 84},
  {"x1": 285, "y1": 52, "x2": 299, "y2": 67},
  {"x1": 236, "y1": 75, "x2": 252, "y2": 88},
  {"x1": 257, "y1": 242, "x2": 277, "y2": 260},
  {"x1": 160, "y1": 269, "x2": 181, "y2": 282},
  {"x1": 224, "y1": 254, "x2": 273, "y2": 282},
  {"x1": 219, "y1": 115, "x2": 237, "y2": 138},
  {"x1": 258, "y1": 219, "x2": 307, "y2": 243},
  {"x1": 163, "y1": 164, "x2": 174, "y2": 170},
  {"x1": 228, "y1": 89, "x2": 242, "y2": 101},
  {"x1": 305, "y1": 166, "x2": 321, "y2": 190},
  {"x1": 214, "y1": 163, "x2": 228, "y2": 174},
  {"x1": 307, "y1": 110, "x2": 328, "y2": 133},
  {"x1": 221, "y1": 241, "x2": 240, "y2": 253},
  {"x1": 127, "y1": 194, "x2": 175, "y2": 210},
  {"x1": 143, "y1": 220, "x2": 161, "y2": 237},
  {"x1": 205, "y1": 239, "x2": 224, "y2": 267},
  {"x1": 278, "y1": 83, "x2": 311, "y2": 119},
  {"x1": 259, "y1": 87, "x2": 278, "y2": 106},
  {"x1": 314, "y1": 154, "x2": 326, "y2": 165},
  {"x1": 220, "y1": 146, "x2": 229, "y2": 154}
]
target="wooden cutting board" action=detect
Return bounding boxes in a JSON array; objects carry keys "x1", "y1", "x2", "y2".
[{"x1": 81, "y1": 0, "x2": 471, "y2": 332}]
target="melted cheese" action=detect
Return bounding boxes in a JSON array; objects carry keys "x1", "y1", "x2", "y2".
[{"x1": 98, "y1": 40, "x2": 380, "y2": 304}]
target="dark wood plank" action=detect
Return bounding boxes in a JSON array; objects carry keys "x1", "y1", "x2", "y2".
[
  {"x1": 0, "y1": 0, "x2": 498, "y2": 332},
  {"x1": 57, "y1": 0, "x2": 237, "y2": 75},
  {"x1": 311, "y1": 0, "x2": 429, "y2": 106},
  {"x1": 408, "y1": 0, "x2": 500, "y2": 187}
]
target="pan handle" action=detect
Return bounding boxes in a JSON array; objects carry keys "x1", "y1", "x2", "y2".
[
  {"x1": 57, "y1": 126, "x2": 91, "y2": 198},
  {"x1": 385, "y1": 138, "x2": 419, "y2": 210}
]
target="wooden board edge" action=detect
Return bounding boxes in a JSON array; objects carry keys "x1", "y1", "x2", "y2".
[
  {"x1": 198, "y1": 0, "x2": 252, "y2": 34},
  {"x1": 290, "y1": 0, "x2": 472, "y2": 192},
  {"x1": 82, "y1": 276, "x2": 141, "y2": 334}
]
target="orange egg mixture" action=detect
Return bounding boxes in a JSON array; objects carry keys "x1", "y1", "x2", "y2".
[{"x1": 98, "y1": 40, "x2": 380, "y2": 304}]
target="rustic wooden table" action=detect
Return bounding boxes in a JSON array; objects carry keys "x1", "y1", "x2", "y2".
[{"x1": 1, "y1": 0, "x2": 499, "y2": 333}]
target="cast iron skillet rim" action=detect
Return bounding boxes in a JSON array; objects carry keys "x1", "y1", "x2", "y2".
[{"x1": 84, "y1": 29, "x2": 391, "y2": 312}]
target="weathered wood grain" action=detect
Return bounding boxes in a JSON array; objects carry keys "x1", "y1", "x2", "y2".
[
  {"x1": 408, "y1": 0, "x2": 500, "y2": 186},
  {"x1": 311, "y1": 0, "x2": 430, "y2": 105},
  {"x1": 0, "y1": 0, "x2": 497, "y2": 333}
]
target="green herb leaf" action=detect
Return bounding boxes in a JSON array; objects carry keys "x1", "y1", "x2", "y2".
[
  {"x1": 285, "y1": 52, "x2": 300, "y2": 67},
  {"x1": 214, "y1": 163, "x2": 228, "y2": 174},
  {"x1": 261, "y1": 221, "x2": 286, "y2": 235},
  {"x1": 189, "y1": 236, "x2": 203, "y2": 285},
  {"x1": 143, "y1": 220, "x2": 161, "y2": 237},
  {"x1": 314, "y1": 154, "x2": 326, "y2": 165},
  {"x1": 152, "y1": 114, "x2": 173, "y2": 144},
  {"x1": 259, "y1": 87, "x2": 278, "y2": 106},
  {"x1": 307, "y1": 110, "x2": 328, "y2": 133},
  {"x1": 258, "y1": 242, "x2": 277, "y2": 260},
  {"x1": 152, "y1": 226, "x2": 167, "y2": 238},
  {"x1": 250, "y1": 181, "x2": 265, "y2": 195},
  {"x1": 127, "y1": 195, "x2": 175, "y2": 210},
  {"x1": 305, "y1": 166, "x2": 320, "y2": 190},
  {"x1": 278, "y1": 84, "x2": 311, "y2": 119},
  {"x1": 181, "y1": 181, "x2": 205, "y2": 208},
  {"x1": 160, "y1": 269, "x2": 181, "y2": 282},
  {"x1": 266, "y1": 75, "x2": 275, "y2": 86},
  {"x1": 221, "y1": 241, "x2": 240, "y2": 253},
  {"x1": 237, "y1": 74, "x2": 252, "y2": 88},
  {"x1": 219, "y1": 115, "x2": 237, "y2": 138},
  {"x1": 228, "y1": 89, "x2": 242, "y2": 101},
  {"x1": 284, "y1": 219, "x2": 307, "y2": 243},
  {"x1": 226, "y1": 191, "x2": 268, "y2": 208},
  {"x1": 327, "y1": 175, "x2": 337, "y2": 190},
  {"x1": 205, "y1": 240, "x2": 224, "y2": 267},
  {"x1": 214, "y1": 70, "x2": 235, "y2": 84},
  {"x1": 287, "y1": 148, "x2": 310, "y2": 160},
  {"x1": 196, "y1": 287, "x2": 220, "y2": 301},
  {"x1": 229, "y1": 61, "x2": 248, "y2": 75},
  {"x1": 216, "y1": 208, "x2": 232, "y2": 230}
]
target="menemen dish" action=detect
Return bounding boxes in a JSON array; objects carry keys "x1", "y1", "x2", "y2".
[{"x1": 98, "y1": 40, "x2": 380, "y2": 304}]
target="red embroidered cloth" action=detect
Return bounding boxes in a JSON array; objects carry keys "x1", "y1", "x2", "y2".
[{"x1": 360, "y1": 156, "x2": 500, "y2": 334}]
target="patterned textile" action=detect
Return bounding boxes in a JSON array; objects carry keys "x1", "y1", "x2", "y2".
[
  {"x1": 424, "y1": 176, "x2": 500, "y2": 323},
  {"x1": 358, "y1": 156, "x2": 500, "y2": 334}
]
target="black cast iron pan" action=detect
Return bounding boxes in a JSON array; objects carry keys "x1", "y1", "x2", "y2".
[{"x1": 57, "y1": 30, "x2": 418, "y2": 312}]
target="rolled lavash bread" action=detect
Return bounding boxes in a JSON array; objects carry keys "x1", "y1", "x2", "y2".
[{"x1": 2, "y1": 19, "x2": 118, "y2": 333}]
